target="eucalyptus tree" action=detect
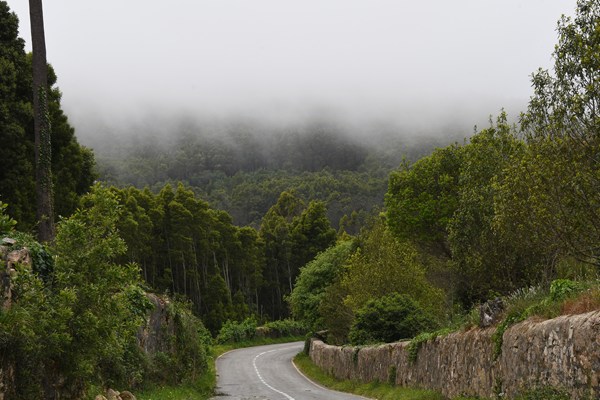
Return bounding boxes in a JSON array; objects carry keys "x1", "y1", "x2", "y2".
[{"x1": 29, "y1": 0, "x2": 54, "y2": 241}]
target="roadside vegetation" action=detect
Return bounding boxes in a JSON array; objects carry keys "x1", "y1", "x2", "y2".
[{"x1": 136, "y1": 318, "x2": 306, "y2": 400}]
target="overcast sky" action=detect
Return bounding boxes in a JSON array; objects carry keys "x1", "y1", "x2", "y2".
[{"x1": 8, "y1": 0, "x2": 577, "y2": 139}]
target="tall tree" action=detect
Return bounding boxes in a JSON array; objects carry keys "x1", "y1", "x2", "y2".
[
  {"x1": 29, "y1": 0, "x2": 54, "y2": 241},
  {"x1": 497, "y1": 0, "x2": 600, "y2": 268},
  {"x1": 385, "y1": 144, "x2": 463, "y2": 258}
]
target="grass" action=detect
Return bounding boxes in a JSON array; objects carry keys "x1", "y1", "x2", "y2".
[
  {"x1": 135, "y1": 365, "x2": 215, "y2": 400},
  {"x1": 136, "y1": 335, "x2": 305, "y2": 400},
  {"x1": 136, "y1": 383, "x2": 212, "y2": 400}
]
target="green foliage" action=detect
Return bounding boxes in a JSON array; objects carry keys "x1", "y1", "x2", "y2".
[
  {"x1": 387, "y1": 365, "x2": 397, "y2": 385},
  {"x1": 288, "y1": 240, "x2": 356, "y2": 330},
  {"x1": 549, "y1": 279, "x2": 583, "y2": 301},
  {"x1": 448, "y1": 115, "x2": 549, "y2": 306},
  {"x1": 262, "y1": 319, "x2": 308, "y2": 337},
  {"x1": 503, "y1": 0, "x2": 600, "y2": 267},
  {"x1": 149, "y1": 299, "x2": 212, "y2": 385},
  {"x1": 215, "y1": 318, "x2": 258, "y2": 344},
  {"x1": 109, "y1": 183, "x2": 265, "y2": 334},
  {"x1": 260, "y1": 192, "x2": 336, "y2": 320},
  {"x1": 48, "y1": 184, "x2": 148, "y2": 394},
  {"x1": 515, "y1": 386, "x2": 571, "y2": 400},
  {"x1": 291, "y1": 200, "x2": 337, "y2": 270},
  {"x1": 92, "y1": 120, "x2": 453, "y2": 229},
  {"x1": 385, "y1": 144, "x2": 463, "y2": 257},
  {"x1": 491, "y1": 279, "x2": 595, "y2": 359},
  {"x1": 343, "y1": 219, "x2": 444, "y2": 318},
  {"x1": 9, "y1": 230, "x2": 54, "y2": 281},
  {"x1": 349, "y1": 293, "x2": 438, "y2": 345},
  {"x1": 492, "y1": 310, "x2": 527, "y2": 359},
  {"x1": 0, "y1": 201, "x2": 16, "y2": 233},
  {"x1": 318, "y1": 279, "x2": 354, "y2": 345},
  {"x1": 0, "y1": 184, "x2": 157, "y2": 398}
]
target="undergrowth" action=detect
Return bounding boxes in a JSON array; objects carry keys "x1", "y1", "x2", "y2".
[
  {"x1": 408, "y1": 278, "x2": 599, "y2": 363},
  {"x1": 137, "y1": 335, "x2": 304, "y2": 400},
  {"x1": 491, "y1": 279, "x2": 599, "y2": 359}
]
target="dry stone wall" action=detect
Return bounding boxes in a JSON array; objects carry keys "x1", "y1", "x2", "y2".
[{"x1": 310, "y1": 310, "x2": 599, "y2": 399}]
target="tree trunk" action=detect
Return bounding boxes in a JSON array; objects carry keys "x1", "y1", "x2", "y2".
[{"x1": 29, "y1": 0, "x2": 55, "y2": 242}]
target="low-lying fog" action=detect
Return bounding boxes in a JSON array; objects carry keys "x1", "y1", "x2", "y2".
[{"x1": 9, "y1": 0, "x2": 576, "y2": 149}]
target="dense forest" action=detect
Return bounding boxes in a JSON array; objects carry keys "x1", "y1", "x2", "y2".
[
  {"x1": 91, "y1": 119, "x2": 459, "y2": 228},
  {"x1": 0, "y1": 0, "x2": 599, "y2": 398}
]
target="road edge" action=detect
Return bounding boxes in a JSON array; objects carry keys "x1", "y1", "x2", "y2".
[{"x1": 290, "y1": 353, "x2": 374, "y2": 400}]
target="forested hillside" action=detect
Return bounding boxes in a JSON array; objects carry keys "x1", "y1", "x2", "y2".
[{"x1": 92, "y1": 120, "x2": 459, "y2": 228}]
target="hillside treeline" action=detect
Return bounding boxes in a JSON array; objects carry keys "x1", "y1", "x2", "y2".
[
  {"x1": 94, "y1": 122, "x2": 457, "y2": 227},
  {"x1": 110, "y1": 183, "x2": 336, "y2": 331},
  {"x1": 289, "y1": 0, "x2": 600, "y2": 344}
]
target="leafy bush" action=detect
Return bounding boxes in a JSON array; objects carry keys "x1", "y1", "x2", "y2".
[
  {"x1": 262, "y1": 319, "x2": 308, "y2": 337},
  {"x1": 0, "y1": 201, "x2": 16, "y2": 234},
  {"x1": 549, "y1": 279, "x2": 582, "y2": 301},
  {"x1": 216, "y1": 317, "x2": 258, "y2": 344},
  {"x1": 0, "y1": 185, "x2": 155, "y2": 398},
  {"x1": 342, "y1": 220, "x2": 445, "y2": 319},
  {"x1": 172, "y1": 301, "x2": 212, "y2": 381},
  {"x1": 348, "y1": 293, "x2": 438, "y2": 345},
  {"x1": 148, "y1": 299, "x2": 212, "y2": 385},
  {"x1": 8, "y1": 231, "x2": 54, "y2": 282},
  {"x1": 288, "y1": 240, "x2": 356, "y2": 331}
]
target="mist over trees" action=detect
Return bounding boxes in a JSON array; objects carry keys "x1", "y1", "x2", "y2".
[{"x1": 88, "y1": 117, "x2": 462, "y2": 229}]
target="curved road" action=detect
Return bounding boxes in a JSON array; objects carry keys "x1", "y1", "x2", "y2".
[{"x1": 212, "y1": 341, "x2": 365, "y2": 400}]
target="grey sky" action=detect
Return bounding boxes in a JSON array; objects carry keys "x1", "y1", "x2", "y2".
[{"x1": 8, "y1": 0, "x2": 576, "y2": 137}]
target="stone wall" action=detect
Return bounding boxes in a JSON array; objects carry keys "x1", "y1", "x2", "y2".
[
  {"x1": 137, "y1": 293, "x2": 176, "y2": 355},
  {"x1": 309, "y1": 310, "x2": 599, "y2": 399}
]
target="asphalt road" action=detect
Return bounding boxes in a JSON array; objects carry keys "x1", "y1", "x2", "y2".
[{"x1": 212, "y1": 341, "x2": 366, "y2": 400}]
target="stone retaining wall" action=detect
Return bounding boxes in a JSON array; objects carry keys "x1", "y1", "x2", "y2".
[{"x1": 309, "y1": 310, "x2": 599, "y2": 399}]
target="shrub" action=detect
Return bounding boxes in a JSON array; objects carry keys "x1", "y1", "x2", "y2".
[
  {"x1": 549, "y1": 279, "x2": 582, "y2": 301},
  {"x1": 262, "y1": 319, "x2": 308, "y2": 337},
  {"x1": 0, "y1": 201, "x2": 16, "y2": 234},
  {"x1": 287, "y1": 241, "x2": 356, "y2": 331},
  {"x1": 348, "y1": 293, "x2": 438, "y2": 345},
  {"x1": 216, "y1": 317, "x2": 257, "y2": 344},
  {"x1": 0, "y1": 185, "x2": 154, "y2": 398}
]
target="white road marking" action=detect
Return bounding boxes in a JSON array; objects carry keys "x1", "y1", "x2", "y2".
[{"x1": 253, "y1": 348, "x2": 296, "y2": 400}]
